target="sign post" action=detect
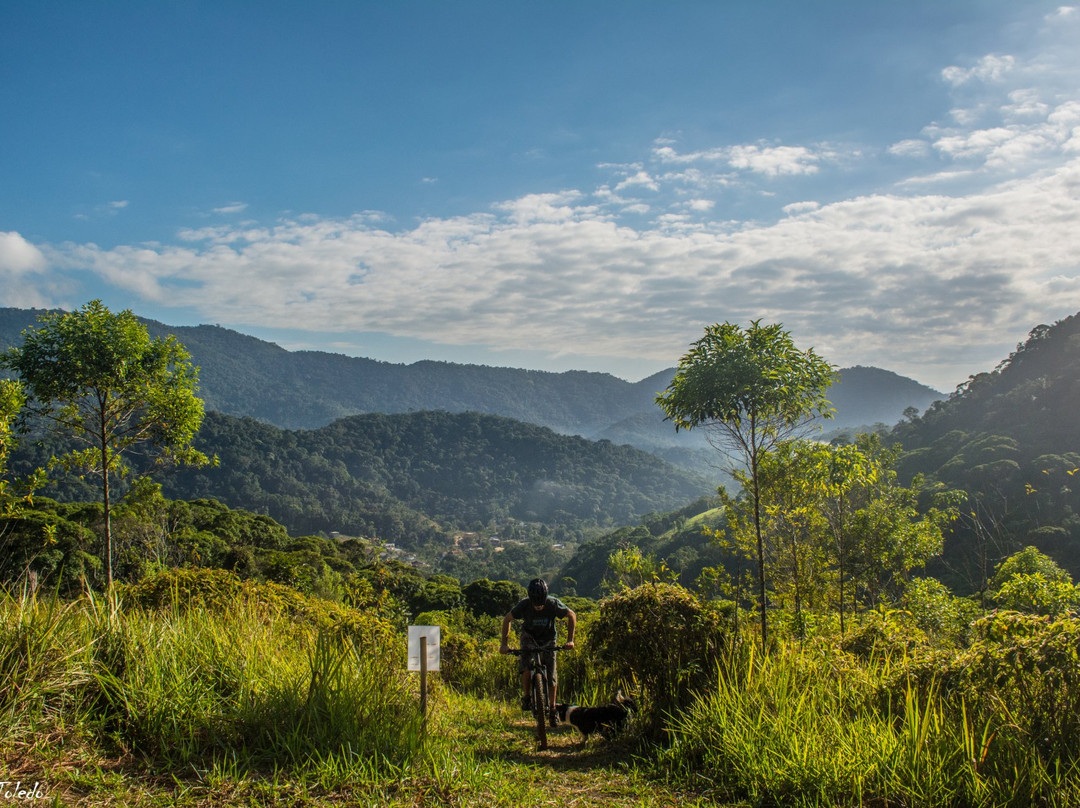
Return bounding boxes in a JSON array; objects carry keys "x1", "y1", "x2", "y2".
[
  {"x1": 420, "y1": 636, "x2": 427, "y2": 735},
  {"x1": 408, "y1": 626, "x2": 441, "y2": 739}
]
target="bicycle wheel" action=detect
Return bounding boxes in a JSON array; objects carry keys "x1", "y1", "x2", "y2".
[{"x1": 531, "y1": 671, "x2": 547, "y2": 749}]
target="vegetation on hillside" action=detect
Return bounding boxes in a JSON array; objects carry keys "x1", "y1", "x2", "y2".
[
  {"x1": 891, "y1": 313, "x2": 1080, "y2": 587},
  {"x1": 11, "y1": 408, "x2": 712, "y2": 578}
]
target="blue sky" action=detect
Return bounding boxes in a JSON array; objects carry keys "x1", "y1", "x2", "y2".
[{"x1": 3, "y1": 1, "x2": 1079, "y2": 391}]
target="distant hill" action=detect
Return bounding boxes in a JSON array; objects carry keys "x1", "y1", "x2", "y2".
[
  {"x1": 0, "y1": 307, "x2": 943, "y2": 469},
  {"x1": 11, "y1": 408, "x2": 713, "y2": 557},
  {"x1": 890, "y1": 313, "x2": 1080, "y2": 584}
]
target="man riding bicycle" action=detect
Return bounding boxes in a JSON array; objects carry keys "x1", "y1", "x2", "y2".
[{"x1": 500, "y1": 578, "x2": 576, "y2": 725}]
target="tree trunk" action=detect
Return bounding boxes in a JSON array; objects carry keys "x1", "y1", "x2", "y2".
[
  {"x1": 750, "y1": 417, "x2": 767, "y2": 651},
  {"x1": 100, "y1": 403, "x2": 113, "y2": 589}
]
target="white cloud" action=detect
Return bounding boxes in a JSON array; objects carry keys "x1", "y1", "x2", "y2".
[
  {"x1": 614, "y1": 170, "x2": 660, "y2": 193},
  {"x1": 888, "y1": 139, "x2": 931, "y2": 158},
  {"x1": 782, "y1": 201, "x2": 820, "y2": 215},
  {"x1": 653, "y1": 142, "x2": 826, "y2": 177},
  {"x1": 942, "y1": 54, "x2": 1016, "y2": 86},
  {"x1": 0, "y1": 231, "x2": 48, "y2": 273},
  {"x1": 213, "y1": 202, "x2": 249, "y2": 214},
  {"x1": 0, "y1": 231, "x2": 58, "y2": 307},
  {"x1": 727, "y1": 144, "x2": 821, "y2": 176}
]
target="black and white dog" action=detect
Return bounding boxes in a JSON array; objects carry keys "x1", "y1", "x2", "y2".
[{"x1": 556, "y1": 691, "x2": 635, "y2": 745}]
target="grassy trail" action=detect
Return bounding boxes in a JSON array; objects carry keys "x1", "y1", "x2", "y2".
[{"x1": 8, "y1": 697, "x2": 725, "y2": 808}]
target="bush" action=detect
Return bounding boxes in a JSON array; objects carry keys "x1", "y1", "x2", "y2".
[
  {"x1": 119, "y1": 567, "x2": 396, "y2": 650},
  {"x1": 841, "y1": 608, "x2": 928, "y2": 660},
  {"x1": 588, "y1": 582, "x2": 726, "y2": 733},
  {"x1": 902, "y1": 577, "x2": 980, "y2": 644},
  {"x1": 887, "y1": 611, "x2": 1080, "y2": 799}
]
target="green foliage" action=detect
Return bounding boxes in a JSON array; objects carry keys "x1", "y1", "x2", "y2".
[
  {"x1": 719, "y1": 434, "x2": 955, "y2": 639},
  {"x1": 0, "y1": 505, "x2": 100, "y2": 593},
  {"x1": 987, "y1": 545, "x2": 1080, "y2": 615},
  {"x1": 664, "y1": 623, "x2": 1080, "y2": 808},
  {"x1": 0, "y1": 587, "x2": 419, "y2": 779},
  {"x1": 657, "y1": 320, "x2": 835, "y2": 648},
  {"x1": 994, "y1": 573, "x2": 1079, "y2": 616},
  {"x1": 0, "y1": 379, "x2": 46, "y2": 533},
  {"x1": 885, "y1": 611, "x2": 1080, "y2": 801},
  {"x1": 656, "y1": 321, "x2": 835, "y2": 434},
  {"x1": 462, "y1": 578, "x2": 525, "y2": 617},
  {"x1": 412, "y1": 574, "x2": 464, "y2": 614},
  {"x1": 604, "y1": 546, "x2": 680, "y2": 591},
  {"x1": 588, "y1": 582, "x2": 727, "y2": 732},
  {"x1": 901, "y1": 577, "x2": 979, "y2": 644},
  {"x1": 120, "y1": 567, "x2": 396, "y2": 647},
  {"x1": 1, "y1": 301, "x2": 210, "y2": 586},
  {"x1": 840, "y1": 608, "x2": 929, "y2": 660},
  {"x1": 892, "y1": 314, "x2": 1080, "y2": 586}
]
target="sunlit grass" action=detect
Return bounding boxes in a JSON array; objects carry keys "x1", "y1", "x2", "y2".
[
  {"x1": 659, "y1": 637, "x2": 1080, "y2": 807},
  {"x1": 5, "y1": 586, "x2": 1080, "y2": 807}
]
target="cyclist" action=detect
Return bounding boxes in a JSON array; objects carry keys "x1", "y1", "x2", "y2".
[{"x1": 499, "y1": 578, "x2": 576, "y2": 724}]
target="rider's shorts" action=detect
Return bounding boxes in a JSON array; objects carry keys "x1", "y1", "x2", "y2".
[{"x1": 517, "y1": 633, "x2": 557, "y2": 683}]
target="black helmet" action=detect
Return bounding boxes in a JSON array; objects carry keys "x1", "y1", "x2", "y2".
[{"x1": 527, "y1": 578, "x2": 549, "y2": 605}]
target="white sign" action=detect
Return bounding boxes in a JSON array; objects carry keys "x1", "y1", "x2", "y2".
[{"x1": 407, "y1": 625, "x2": 441, "y2": 671}]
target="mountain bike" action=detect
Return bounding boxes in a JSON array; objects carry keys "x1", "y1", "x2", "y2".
[{"x1": 507, "y1": 643, "x2": 569, "y2": 750}]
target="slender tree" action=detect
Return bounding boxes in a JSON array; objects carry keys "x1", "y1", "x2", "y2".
[
  {"x1": 656, "y1": 321, "x2": 834, "y2": 648},
  {"x1": 1, "y1": 301, "x2": 209, "y2": 587}
]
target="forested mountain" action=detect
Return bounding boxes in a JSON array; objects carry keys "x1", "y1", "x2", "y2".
[
  {"x1": 0, "y1": 307, "x2": 941, "y2": 456},
  {"x1": 12, "y1": 408, "x2": 712, "y2": 561},
  {"x1": 891, "y1": 314, "x2": 1080, "y2": 585}
]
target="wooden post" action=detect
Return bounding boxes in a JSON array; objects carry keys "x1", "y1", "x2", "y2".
[{"x1": 420, "y1": 635, "x2": 428, "y2": 738}]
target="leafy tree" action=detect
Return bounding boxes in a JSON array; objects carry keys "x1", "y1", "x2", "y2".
[
  {"x1": 606, "y1": 545, "x2": 678, "y2": 591},
  {"x1": 462, "y1": 578, "x2": 525, "y2": 617},
  {"x1": 987, "y1": 546, "x2": 1079, "y2": 615},
  {"x1": 814, "y1": 439, "x2": 878, "y2": 634},
  {"x1": 412, "y1": 574, "x2": 464, "y2": 614},
  {"x1": 656, "y1": 321, "x2": 834, "y2": 648},
  {"x1": 1, "y1": 301, "x2": 210, "y2": 587},
  {"x1": 747, "y1": 441, "x2": 832, "y2": 635},
  {"x1": 1, "y1": 380, "x2": 40, "y2": 516}
]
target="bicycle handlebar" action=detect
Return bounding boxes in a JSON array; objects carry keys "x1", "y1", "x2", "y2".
[{"x1": 505, "y1": 644, "x2": 571, "y2": 655}]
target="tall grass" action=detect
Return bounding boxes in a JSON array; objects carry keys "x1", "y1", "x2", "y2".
[
  {"x1": 0, "y1": 586, "x2": 425, "y2": 788},
  {"x1": 659, "y1": 637, "x2": 1080, "y2": 807}
]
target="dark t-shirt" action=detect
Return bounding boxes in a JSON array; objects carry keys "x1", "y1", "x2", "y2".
[{"x1": 510, "y1": 596, "x2": 570, "y2": 644}]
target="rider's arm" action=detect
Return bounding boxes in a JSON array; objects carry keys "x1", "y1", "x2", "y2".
[
  {"x1": 564, "y1": 608, "x2": 577, "y2": 648},
  {"x1": 499, "y1": 611, "x2": 514, "y2": 653}
]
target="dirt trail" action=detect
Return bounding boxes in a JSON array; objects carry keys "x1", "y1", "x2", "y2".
[{"x1": 440, "y1": 707, "x2": 726, "y2": 808}]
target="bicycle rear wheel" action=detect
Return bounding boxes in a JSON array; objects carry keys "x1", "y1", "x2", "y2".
[{"x1": 531, "y1": 671, "x2": 547, "y2": 749}]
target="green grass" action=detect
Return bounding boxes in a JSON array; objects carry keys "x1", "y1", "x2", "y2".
[
  {"x1": 4, "y1": 587, "x2": 1080, "y2": 807},
  {"x1": 658, "y1": 638, "x2": 1080, "y2": 807},
  {"x1": 0, "y1": 588, "x2": 724, "y2": 806}
]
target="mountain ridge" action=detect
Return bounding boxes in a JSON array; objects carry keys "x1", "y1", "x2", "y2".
[
  {"x1": 0, "y1": 306, "x2": 943, "y2": 453},
  {"x1": 0, "y1": 306, "x2": 946, "y2": 436}
]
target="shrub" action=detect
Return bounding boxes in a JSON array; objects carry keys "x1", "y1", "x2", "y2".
[
  {"x1": 902, "y1": 576, "x2": 980, "y2": 644},
  {"x1": 840, "y1": 608, "x2": 928, "y2": 661},
  {"x1": 588, "y1": 582, "x2": 726, "y2": 732},
  {"x1": 119, "y1": 567, "x2": 396, "y2": 650}
]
